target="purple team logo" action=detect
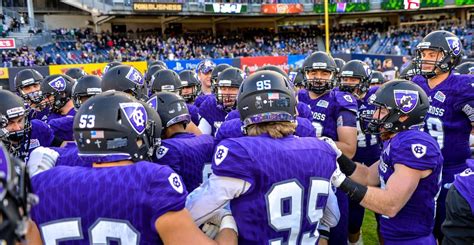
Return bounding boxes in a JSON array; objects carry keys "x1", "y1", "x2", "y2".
[
  {"x1": 48, "y1": 77, "x2": 66, "y2": 91},
  {"x1": 394, "y1": 89, "x2": 419, "y2": 113},
  {"x1": 119, "y1": 102, "x2": 147, "y2": 134},
  {"x1": 147, "y1": 96, "x2": 157, "y2": 110},
  {"x1": 445, "y1": 37, "x2": 461, "y2": 56},
  {"x1": 125, "y1": 67, "x2": 144, "y2": 86}
]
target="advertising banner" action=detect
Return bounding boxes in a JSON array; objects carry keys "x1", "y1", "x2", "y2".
[
  {"x1": 0, "y1": 68, "x2": 9, "y2": 79},
  {"x1": 0, "y1": 38, "x2": 16, "y2": 49},
  {"x1": 381, "y1": 0, "x2": 444, "y2": 10},
  {"x1": 261, "y1": 4, "x2": 304, "y2": 14},
  {"x1": 166, "y1": 58, "x2": 236, "y2": 73},
  {"x1": 133, "y1": 3, "x2": 182, "y2": 12},
  {"x1": 314, "y1": 2, "x2": 370, "y2": 13},
  {"x1": 240, "y1": 56, "x2": 288, "y2": 74},
  {"x1": 205, "y1": 3, "x2": 247, "y2": 13},
  {"x1": 455, "y1": 0, "x2": 474, "y2": 5},
  {"x1": 48, "y1": 61, "x2": 147, "y2": 77}
]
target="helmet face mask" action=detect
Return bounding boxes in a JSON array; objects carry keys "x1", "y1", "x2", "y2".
[
  {"x1": 180, "y1": 85, "x2": 198, "y2": 103},
  {"x1": 215, "y1": 86, "x2": 239, "y2": 111},
  {"x1": 40, "y1": 75, "x2": 75, "y2": 113},
  {"x1": 213, "y1": 68, "x2": 245, "y2": 112},
  {"x1": 414, "y1": 48, "x2": 448, "y2": 79},
  {"x1": 179, "y1": 70, "x2": 200, "y2": 103},
  {"x1": 338, "y1": 60, "x2": 371, "y2": 96},
  {"x1": 302, "y1": 52, "x2": 337, "y2": 94},
  {"x1": 413, "y1": 30, "x2": 463, "y2": 79},
  {"x1": 359, "y1": 80, "x2": 429, "y2": 139},
  {"x1": 0, "y1": 91, "x2": 32, "y2": 156},
  {"x1": 304, "y1": 69, "x2": 334, "y2": 94}
]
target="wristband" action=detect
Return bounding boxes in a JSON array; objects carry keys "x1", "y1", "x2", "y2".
[
  {"x1": 219, "y1": 215, "x2": 238, "y2": 235},
  {"x1": 339, "y1": 177, "x2": 368, "y2": 203},
  {"x1": 337, "y1": 154, "x2": 357, "y2": 176}
]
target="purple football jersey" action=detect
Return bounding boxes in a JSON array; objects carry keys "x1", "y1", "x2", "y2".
[
  {"x1": 215, "y1": 117, "x2": 316, "y2": 144},
  {"x1": 31, "y1": 161, "x2": 187, "y2": 245},
  {"x1": 51, "y1": 144, "x2": 90, "y2": 167},
  {"x1": 378, "y1": 129, "x2": 443, "y2": 241},
  {"x1": 194, "y1": 93, "x2": 212, "y2": 108},
  {"x1": 198, "y1": 96, "x2": 228, "y2": 135},
  {"x1": 16, "y1": 119, "x2": 55, "y2": 161},
  {"x1": 46, "y1": 108, "x2": 76, "y2": 123},
  {"x1": 27, "y1": 107, "x2": 50, "y2": 122},
  {"x1": 152, "y1": 132, "x2": 213, "y2": 192},
  {"x1": 49, "y1": 116, "x2": 74, "y2": 141},
  {"x1": 413, "y1": 74, "x2": 473, "y2": 175},
  {"x1": 225, "y1": 109, "x2": 240, "y2": 121},
  {"x1": 187, "y1": 103, "x2": 200, "y2": 126},
  {"x1": 354, "y1": 86, "x2": 382, "y2": 165},
  {"x1": 212, "y1": 135, "x2": 337, "y2": 244},
  {"x1": 453, "y1": 159, "x2": 474, "y2": 216},
  {"x1": 296, "y1": 101, "x2": 313, "y2": 121},
  {"x1": 298, "y1": 89, "x2": 357, "y2": 140}
]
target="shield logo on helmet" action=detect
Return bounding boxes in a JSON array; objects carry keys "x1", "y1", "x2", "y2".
[
  {"x1": 394, "y1": 90, "x2": 419, "y2": 113},
  {"x1": 119, "y1": 102, "x2": 148, "y2": 134},
  {"x1": 445, "y1": 37, "x2": 461, "y2": 56},
  {"x1": 125, "y1": 67, "x2": 144, "y2": 86},
  {"x1": 48, "y1": 77, "x2": 66, "y2": 91},
  {"x1": 147, "y1": 96, "x2": 157, "y2": 111}
]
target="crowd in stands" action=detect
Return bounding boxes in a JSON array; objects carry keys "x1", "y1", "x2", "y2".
[{"x1": 1, "y1": 20, "x2": 472, "y2": 67}]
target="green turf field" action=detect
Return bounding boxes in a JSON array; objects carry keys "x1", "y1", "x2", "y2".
[{"x1": 361, "y1": 210, "x2": 380, "y2": 245}]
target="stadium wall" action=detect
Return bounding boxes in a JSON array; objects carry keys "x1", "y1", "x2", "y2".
[
  {"x1": 0, "y1": 54, "x2": 431, "y2": 91},
  {"x1": 44, "y1": 15, "x2": 93, "y2": 29}
]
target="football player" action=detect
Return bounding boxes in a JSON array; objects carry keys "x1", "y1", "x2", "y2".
[
  {"x1": 48, "y1": 75, "x2": 102, "y2": 142},
  {"x1": 330, "y1": 80, "x2": 443, "y2": 244},
  {"x1": 144, "y1": 64, "x2": 167, "y2": 90},
  {"x1": 102, "y1": 61, "x2": 122, "y2": 75},
  {"x1": 298, "y1": 52, "x2": 358, "y2": 245},
  {"x1": 13, "y1": 69, "x2": 49, "y2": 122},
  {"x1": 39, "y1": 74, "x2": 76, "y2": 122},
  {"x1": 0, "y1": 90, "x2": 58, "y2": 161},
  {"x1": 442, "y1": 159, "x2": 474, "y2": 244},
  {"x1": 101, "y1": 64, "x2": 148, "y2": 102},
  {"x1": 187, "y1": 70, "x2": 340, "y2": 244},
  {"x1": 339, "y1": 60, "x2": 381, "y2": 244},
  {"x1": 0, "y1": 142, "x2": 40, "y2": 245},
  {"x1": 369, "y1": 71, "x2": 385, "y2": 87},
  {"x1": 291, "y1": 68, "x2": 306, "y2": 92},
  {"x1": 148, "y1": 60, "x2": 168, "y2": 69},
  {"x1": 198, "y1": 67, "x2": 244, "y2": 135},
  {"x1": 412, "y1": 30, "x2": 474, "y2": 242},
  {"x1": 194, "y1": 60, "x2": 217, "y2": 108},
  {"x1": 148, "y1": 92, "x2": 213, "y2": 192},
  {"x1": 29, "y1": 91, "x2": 238, "y2": 244},
  {"x1": 150, "y1": 69, "x2": 182, "y2": 94},
  {"x1": 179, "y1": 70, "x2": 200, "y2": 125},
  {"x1": 65, "y1": 67, "x2": 87, "y2": 81},
  {"x1": 299, "y1": 52, "x2": 358, "y2": 157}
]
